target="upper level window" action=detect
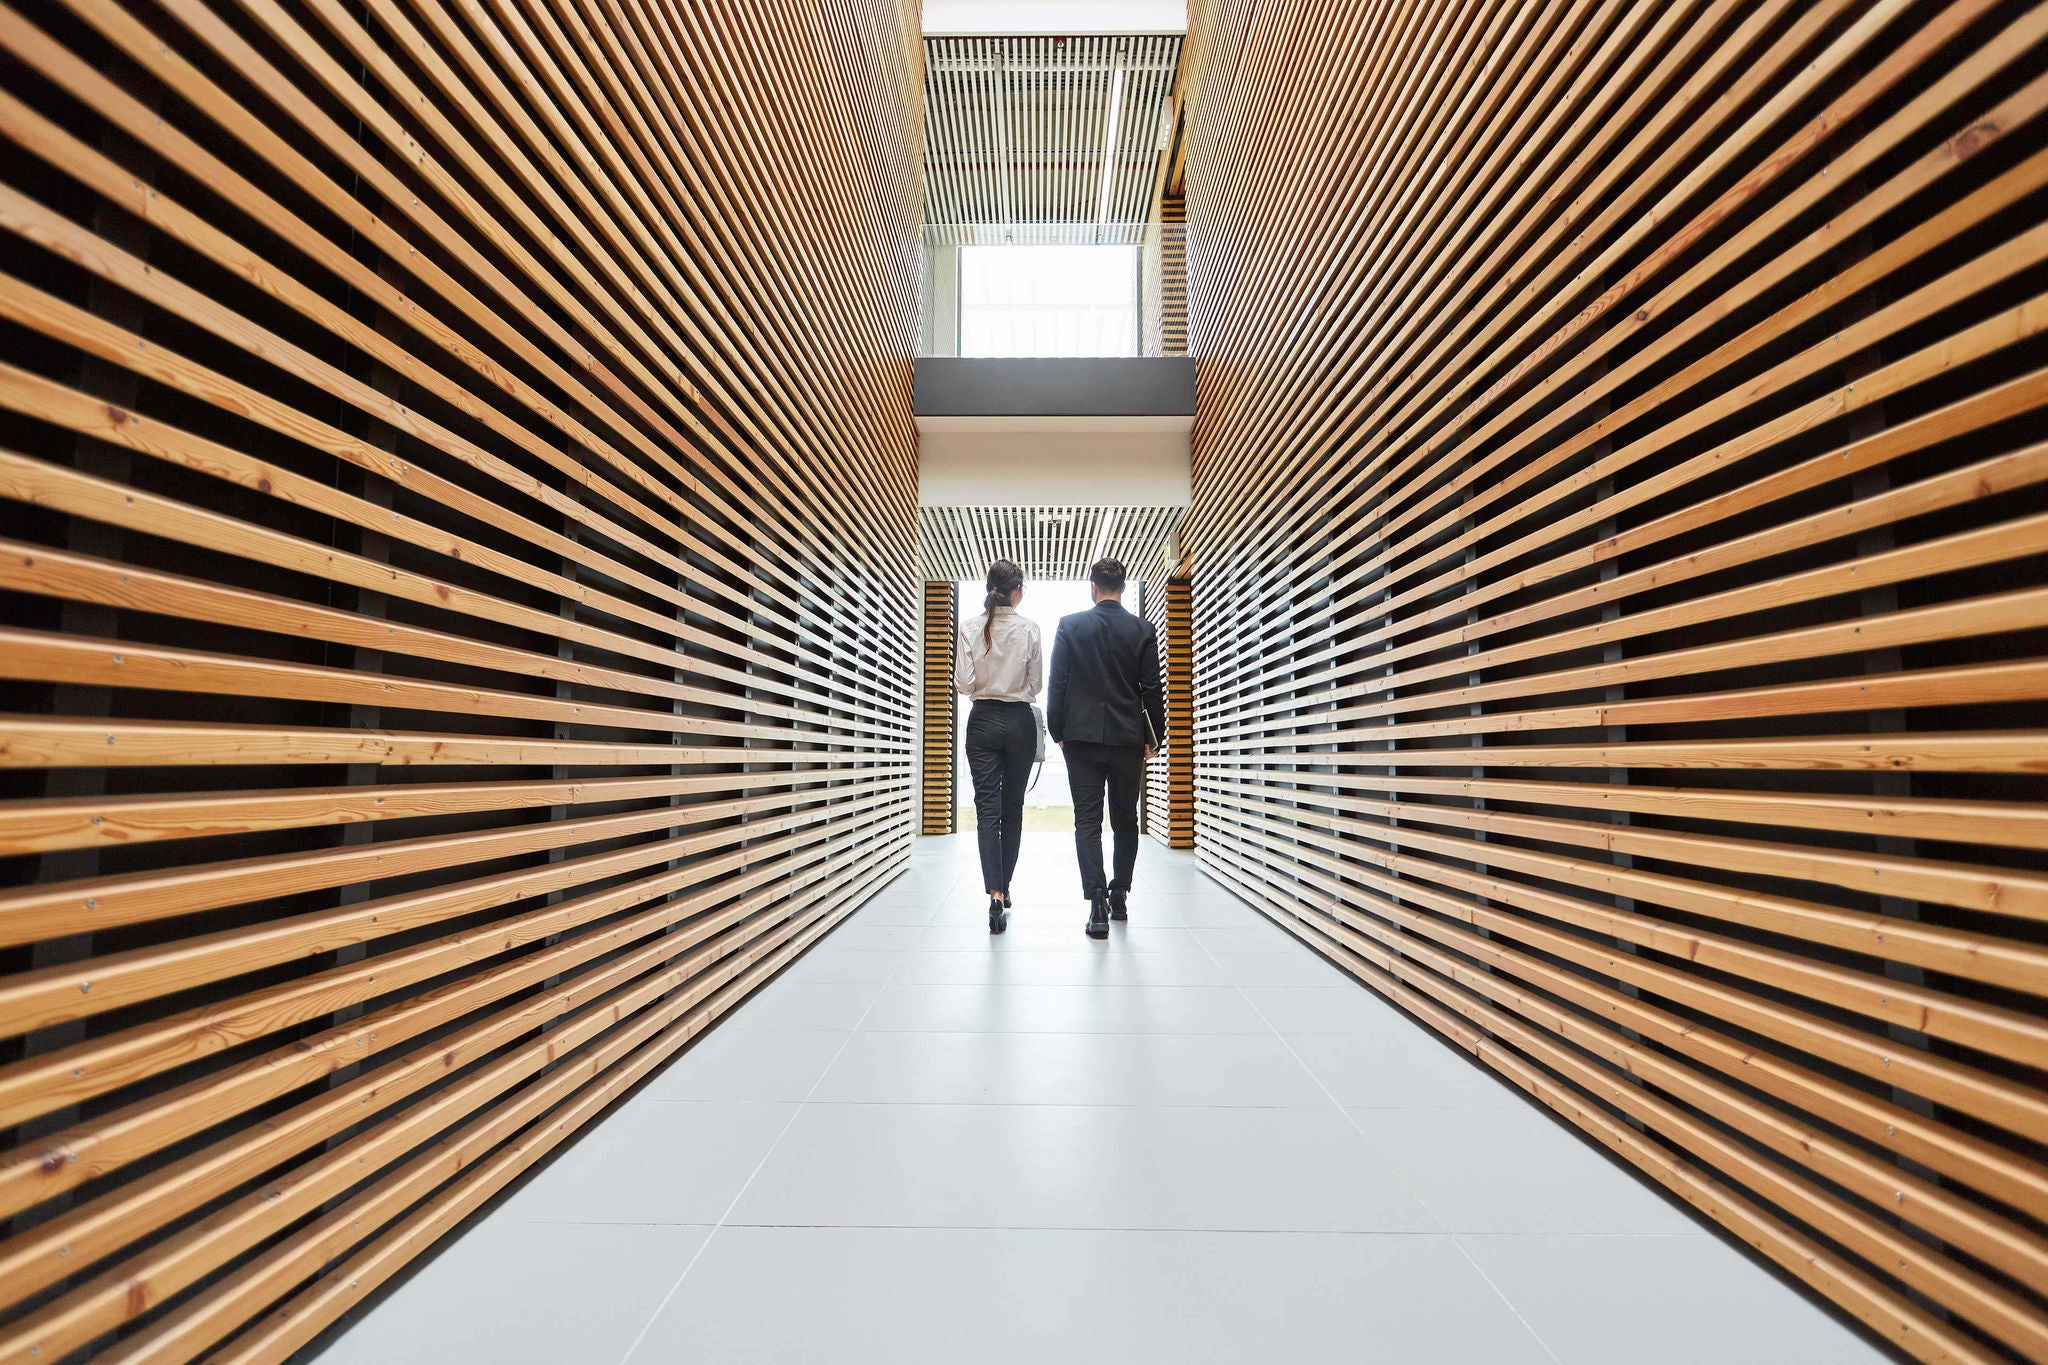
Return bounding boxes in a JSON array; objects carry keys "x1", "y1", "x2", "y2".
[{"x1": 959, "y1": 245, "x2": 1138, "y2": 357}]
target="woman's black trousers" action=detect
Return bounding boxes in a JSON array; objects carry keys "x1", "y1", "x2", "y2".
[{"x1": 964, "y1": 699, "x2": 1035, "y2": 897}]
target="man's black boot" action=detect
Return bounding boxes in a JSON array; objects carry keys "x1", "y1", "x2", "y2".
[
  {"x1": 1108, "y1": 890, "x2": 1128, "y2": 922},
  {"x1": 1085, "y1": 897, "x2": 1110, "y2": 940}
]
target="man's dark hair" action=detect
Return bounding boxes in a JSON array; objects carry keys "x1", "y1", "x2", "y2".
[{"x1": 1089, "y1": 557, "x2": 1127, "y2": 594}]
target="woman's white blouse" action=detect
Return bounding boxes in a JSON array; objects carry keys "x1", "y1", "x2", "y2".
[{"x1": 955, "y1": 607, "x2": 1042, "y2": 702}]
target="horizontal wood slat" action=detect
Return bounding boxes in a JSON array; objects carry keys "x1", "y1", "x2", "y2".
[
  {"x1": 1181, "y1": 0, "x2": 2048, "y2": 1360},
  {"x1": 0, "y1": 0, "x2": 921, "y2": 1356}
]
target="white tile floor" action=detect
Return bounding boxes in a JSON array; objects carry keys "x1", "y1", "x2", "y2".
[{"x1": 313, "y1": 833, "x2": 1891, "y2": 1364}]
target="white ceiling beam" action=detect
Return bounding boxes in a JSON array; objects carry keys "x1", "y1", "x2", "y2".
[{"x1": 922, "y1": 1, "x2": 1186, "y2": 37}]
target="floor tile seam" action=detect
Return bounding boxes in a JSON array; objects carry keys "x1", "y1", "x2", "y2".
[
  {"x1": 472, "y1": 1218, "x2": 1703, "y2": 1240},
  {"x1": 1452, "y1": 1231, "x2": 1714, "y2": 1240},
  {"x1": 903, "y1": 946, "x2": 1299, "y2": 953},
  {"x1": 904, "y1": 911, "x2": 1264, "y2": 916},
  {"x1": 850, "y1": 1029, "x2": 1322, "y2": 1036},
  {"x1": 1181, "y1": 872, "x2": 1567, "y2": 1364},
  {"x1": 805, "y1": 980, "x2": 1253, "y2": 988},
  {"x1": 1176, "y1": 873, "x2": 1447, "y2": 1227},
  {"x1": 519, "y1": 1094, "x2": 1533, "y2": 1110},
  {"x1": 863, "y1": 982, "x2": 1354, "y2": 990},
  {"x1": 904, "y1": 934, "x2": 1282, "y2": 942},
  {"x1": 906, "y1": 934, "x2": 1259, "y2": 940},
  {"x1": 877, "y1": 981, "x2": 1262, "y2": 990},
  {"x1": 713, "y1": 1098, "x2": 1424, "y2": 1114},
  {"x1": 1446, "y1": 1234, "x2": 1569, "y2": 1364},
  {"x1": 830, "y1": 950, "x2": 1285, "y2": 958},
  {"x1": 796, "y1": 1098, "x2": 1346, "y2": 1109},
  {"x1": 613, "y1": 905, "x2": 908, "y2": 1365},
  {"x1": 849, "y1": 1027, "x2": 1349, "y2": 1038},
  {"x1": 706, "y1": 1222, "x2": 1465, "y2": 1236},
  {"x1": 829, "y1": 1026, "x2": 1331, "y2": 1039}
]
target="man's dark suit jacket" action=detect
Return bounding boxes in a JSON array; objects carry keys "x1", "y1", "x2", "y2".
[{"x1": 1046, "y1": 599, "x2": 1166, "y2": 749}]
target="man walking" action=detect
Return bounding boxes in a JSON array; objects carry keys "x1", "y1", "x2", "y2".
[{"x1": 1046, "y1": 557, "x2": 1166, "y2": 939}]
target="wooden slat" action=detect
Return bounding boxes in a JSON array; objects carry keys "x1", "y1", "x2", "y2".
[
  {"x1": 1143, "y1": 575, "x2": 1193, "y2": 847},
  {"x1": 0, "y1": 0, "x2": 921, "y2": 1358},
  {"x1": 922, "y1": 580, "x2": 957, "y2": 835},
  {"x1": 1181, "y1": 0, "x2": 2048, "y2": 1360},
  {"x1": 1159, "y1": 193, "x2": 1186, "y2": 355}
]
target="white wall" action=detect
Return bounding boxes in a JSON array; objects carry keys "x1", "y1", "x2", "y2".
[
  {"x1": 922, "y1": 0, "x2": 1185, "y2": 35},
  {"x1": 917, "y1": 417, "x2": 1191, "y2": 507}
]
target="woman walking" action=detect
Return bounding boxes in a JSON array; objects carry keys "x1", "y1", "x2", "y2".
[{"x1": 956, "y1": 559, "x2": 1042, "y2": 933}]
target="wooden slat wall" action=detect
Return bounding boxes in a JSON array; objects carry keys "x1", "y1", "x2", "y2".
[
  {"x1": 1144, "y1": 575, "x2": 1194, "y2": 847},
  {"x1": 922, "y1": 581, "x2": 957, "y2": 836},
  {"x1": 0, "y1": 0, "x2": 921, "y2": 1354},
  {"x1": 1160, "y1": 194, "x2": 1187, "y2": 356},
  {"x1": 1182, "y1": 0, "x2": 2048, "y2": 1360},
  {"x1": 1142, "y1": 573, "x2": 1167, "y2": 831}
]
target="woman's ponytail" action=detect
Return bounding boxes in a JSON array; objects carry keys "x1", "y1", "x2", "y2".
[{"x1": 981, "y1": 559, "x2": 1023, "y2": 648}]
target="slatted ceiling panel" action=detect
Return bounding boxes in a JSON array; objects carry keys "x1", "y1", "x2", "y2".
[
  {"x1": 0, "y1": 0, "x2": 918, "y2": 1354},
  {"x1": 921, "y1": 581, "x2": 957, "y2": 836},
  {"x1": 1184, "y1": 0, "x2": 2048, "y2": 1360},
  {"x1": 916, "y1": 503, "x2": 1183, "y2": 583},
  {"x1": 923, "y1": 35, "x2": 1183, "y2": 247},
  {"x1": 1115, "y1": 504, "x2": 1183, "y2": 585}
]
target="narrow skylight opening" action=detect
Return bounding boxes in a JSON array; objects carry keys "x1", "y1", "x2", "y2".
[
  {"x1": 1087, "y1": 508, "x2": 1118, "y2": 567},
  {"x1": 1095, "y1": 64, "x2": 1127, "y2": 230}
]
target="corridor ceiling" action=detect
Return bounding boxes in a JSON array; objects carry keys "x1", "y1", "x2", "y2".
[
  {"x1": 922, "y1": 35, "x2": 1182, "y2": 246},
  {"x1": 917, "y1": 504, "x2": 1182, "y2": 583}
]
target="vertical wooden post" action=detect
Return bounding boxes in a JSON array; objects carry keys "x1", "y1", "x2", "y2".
[
  {"x1": 1160, "y1": 194, "x2": 1187, "y2": 356},
  {"x1": 1145, "y1": 575, "x2": 1195, "y2": 848},
  {"x1": 922, "y1": 581, "x2": 959, "y2": 835}
]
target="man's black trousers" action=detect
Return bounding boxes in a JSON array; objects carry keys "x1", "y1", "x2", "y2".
[
  {"x1": 965, "y1": 699, "x2": 1036, "y2": 897},
  {"x1": 1064, "y1": 740, "x2": 1144, "y2": 901}
]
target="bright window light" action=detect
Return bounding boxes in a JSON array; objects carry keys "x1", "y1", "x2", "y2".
[{"x1": 959, "y1": 245, "x2": 1138, "y2": 358}]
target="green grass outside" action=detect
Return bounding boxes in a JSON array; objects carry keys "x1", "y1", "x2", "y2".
[{"x1": 959, "y1": 805, "x2": 1074, "y2": 833}]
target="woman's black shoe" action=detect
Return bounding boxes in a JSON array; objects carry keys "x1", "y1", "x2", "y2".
[
  {"x1": 988, "y1": 897, "x2": 1010, "y2": 934},
  {"x1": 1085, "y1": 897, "x2": 1110, "y2": 939}
]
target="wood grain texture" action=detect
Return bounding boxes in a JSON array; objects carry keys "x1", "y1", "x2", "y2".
[
  {"x1": 1181, "y1": 0, "x2": 2048, "y2": 1359},
  {"x1": 923, "y1": 580, "x2": 957, "y2": 835},
  {"x1": 1143, "y1": 575, "x2": 1193, "y2": 847},
  {"x1": 0, "y1": 0, "x2": 921, "y2": 1355},
  {"x1": 1160, "y1": 194, "x2": 1187, "y2": 356}
]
